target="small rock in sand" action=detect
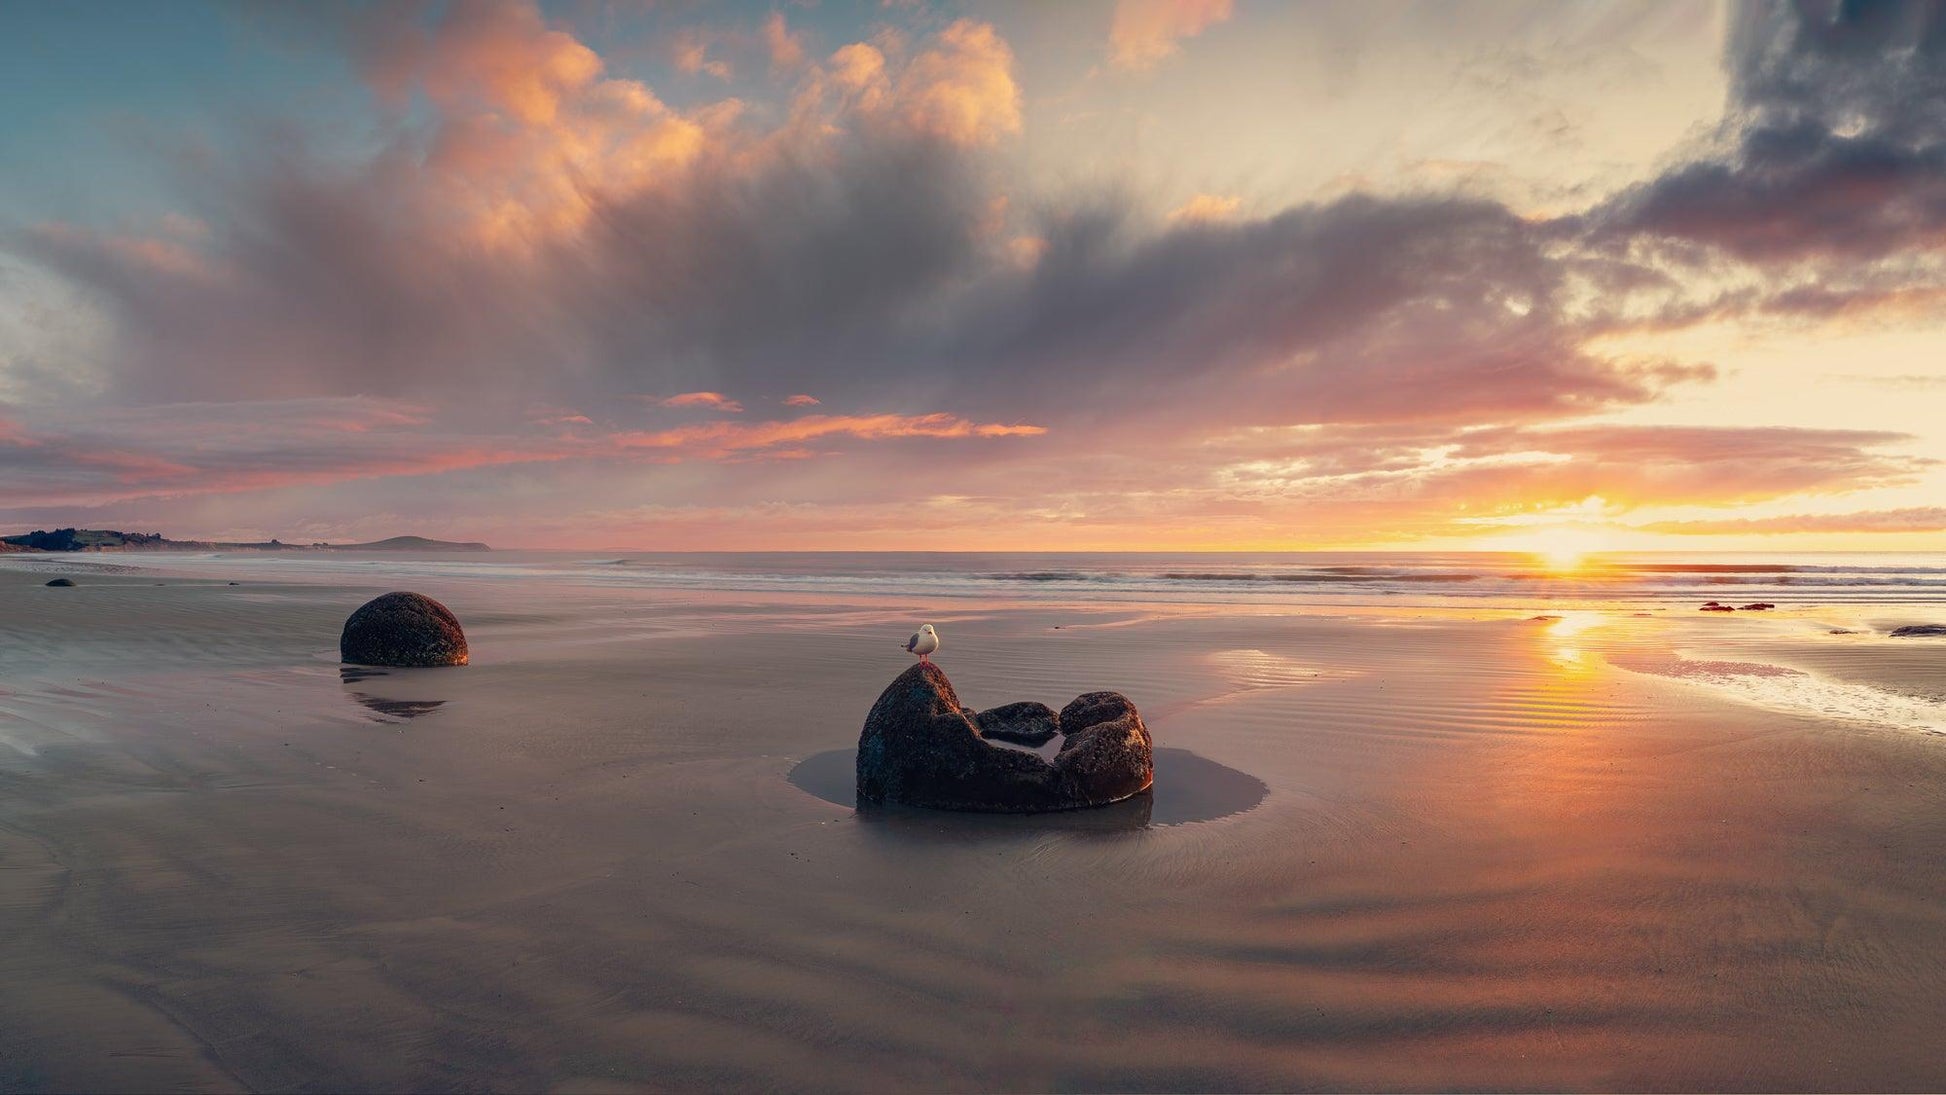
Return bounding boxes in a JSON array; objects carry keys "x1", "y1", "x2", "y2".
[
  {"x1": 1740, "y1": 603, "x2": 1777, "y2": 611},
  {"x1": 1889, "y1": 624, "x2": 1946, "y2": 638},
  {"x1": 973, "y1": 701, "x2": 1061, "y2": 746},
  {"x1": 44, "y1": 578, "x2": 75, "y2": 587}
]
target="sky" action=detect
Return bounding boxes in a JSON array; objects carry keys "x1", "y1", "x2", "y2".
[{"x1": 1, "y1": 0, "x2": 1943, "y2": 552}]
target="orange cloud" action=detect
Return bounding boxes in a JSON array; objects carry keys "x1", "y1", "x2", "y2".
[
  {"x1": 1168, "y1": 193, "x2": 1242, "y2": 223},
  {"x1": 895, "y1": 20, "x2": 1021, "y2": 146},
  {"x1": 763, "y1": 12, "x2": 805, "y2": 72},
  {"x1": 673, "y1": 31, "x2": 731, "y2": 80},
  {"x1": 784, "y1": 394, "x2": 822, "y2": 406},
  {"x1": 373, "y1": 0, "x2": 603, "y2": 125},
  {"x1": 823, "y1": 41, "x2": 891, "y2": 113},
  {"x1": 614, "y1": 412, "x2": 1045, "y2": 457},
  {"x1": 659, "y1": 391, "x2": 745, "y2": 412},
  {"x1": 0, "y1": 399, "x2": 1046, "y2": 511},
  {"x1": 353, "y1": 1, "x2": 728, "y2": 250},
  {"x1": 1109, "y1": 0, "x2": 1233, "y2": 71}
]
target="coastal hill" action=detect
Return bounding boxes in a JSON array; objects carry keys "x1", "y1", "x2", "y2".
[
  {"x1": 1, "y1": 528, "x2": 489, "y2": 552},
  {"x1": 327, "y1": 536, "x2": 491, "y2": 552}
]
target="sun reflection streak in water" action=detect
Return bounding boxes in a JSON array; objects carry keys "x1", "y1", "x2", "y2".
[{"x1": 1546, "y1": 612, "x2": 1610, "y2": 672}]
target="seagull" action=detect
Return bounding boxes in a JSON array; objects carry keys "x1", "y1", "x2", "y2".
[{"x1": 903, "y1": 623, "x2": 940, "y2": 664}]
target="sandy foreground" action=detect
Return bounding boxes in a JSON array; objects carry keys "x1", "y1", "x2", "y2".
[{"x1": 2, "y1": 563, "x2": 1944, "y2": 1091}]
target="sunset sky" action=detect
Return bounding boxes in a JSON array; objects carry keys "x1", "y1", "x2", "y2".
[{"x1": 2, "y1": 0, "x2": 1943, "y2": 550}]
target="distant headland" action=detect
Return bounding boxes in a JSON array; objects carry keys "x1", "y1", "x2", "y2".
[{"x1": 0, "y1": 529, "x2": 490, "y2": 553}]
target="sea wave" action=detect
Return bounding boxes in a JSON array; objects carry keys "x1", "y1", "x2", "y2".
[{"x1": 9, "y1": 550, "x2": 1945, "y2": 606}]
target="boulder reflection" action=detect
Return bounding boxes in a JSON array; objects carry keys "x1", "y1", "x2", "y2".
[{"x1": 339, "y1": 667, "x2": 449, "y2": 723}]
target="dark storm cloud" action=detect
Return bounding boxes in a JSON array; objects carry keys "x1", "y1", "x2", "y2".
[
  {"x1": 1599, "y1": 0, "x2": 1946, "y2": 262},
  {"x1": 14, "y1": 137, "x2": 1705, "y2": 436},
  {"x1": 933, "y1": 195, "x2": 1711, "y2": 428},
  {"x1": 7, "y1": 0, "x2": 1711, "y2": 435}
]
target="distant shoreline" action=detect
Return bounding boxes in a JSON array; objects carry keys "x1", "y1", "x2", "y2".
[{"x1": 0, "y1": 530, "x2": 489, "y2": 553}]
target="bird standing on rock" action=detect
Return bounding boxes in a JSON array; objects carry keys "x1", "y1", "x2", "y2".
[{"x1": 904, "y1": 623, "x2": 940, "y2": 663}]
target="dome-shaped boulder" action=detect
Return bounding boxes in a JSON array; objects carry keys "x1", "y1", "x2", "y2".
[
  {"x1": 44, "y1": 577, "x2": 76, "y2": 587},
  {"x1": 340, "y1": 592, "x2": 468, "y2": 668}
]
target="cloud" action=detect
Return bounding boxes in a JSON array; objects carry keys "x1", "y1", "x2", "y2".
[
  {"x1": 1597, "y1": 2, "x2": 1946, "y2": 265},
  {"x1": 1167, "y1": 193, "x2": 1242, "y2": 223},
  {"x1": 612, "y1": 412, "x2": 1045, "y2": 459},
  {"x1": 0, "y1": 397, "x2": 567, "y2": 508},
  {"x1": 1205, "y1": 422, "x2": 1927, "y2": 514},
  {"x1": 1109, "y1": 0, "x2": 1234, "y2": 71},
  {"x1": 659, "y1": 391, "x2": 745, "y2": 412},
  {"x1": 1642, "y1": 506, "x2": 1946, "y2": 535},
  {"x1": 357, "y1": 0, "x2": 603, "y2": 127},
  {"x1": 5, "y1": 0, "x2": 1944, "y2": 546},
  {"x1": 892, "y1": 19, "x2": 1021, "y2": 146},
  {"x1": 15, "y1": 3, "x2": 1681, "y2": 435},
  {"x1": 0, "y1": 398, "x2": 1043, "y2": 510},
  {"x1": 1441, "y1": 424, "x2": 1930, "y2": 508},
  {"x1": 786, "y1": 21, "x2": 1021, "y2": 147},
  {"x1": 812, "y1": 41, "x2": 891, "y2": 116},
  {"x1": 932, "y1": 195, "x2": 1714, "y2": 431},
  {"x1": 1834, "y1": 373, "x2": 1946, "y2": 390},
  {"x1": 763, "y1": 12, "x2": 805, "y2": 73},
  {"x1": 673, "y1": 30, "x2": 732, "y2": 81}
]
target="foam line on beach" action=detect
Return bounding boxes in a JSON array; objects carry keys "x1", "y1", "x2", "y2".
[{"x1": 1611, "y1": 653, "x2": 1946, "y2": 736}]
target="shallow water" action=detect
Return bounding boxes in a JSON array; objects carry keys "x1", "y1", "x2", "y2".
[
  {"x1": 788, "y1": 747, "x2": 1268, "y2": 827},
  {"x1": 2, "y1": 555, "x2": 1944, "y2": 1091}
]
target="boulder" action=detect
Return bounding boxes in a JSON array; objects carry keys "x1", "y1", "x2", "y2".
[
  {"x1": 1890, "y1": 624, "x2": 1946, "y2": 638},
  {"x1": 857, "y1": 663, "x2": 1152, "y2": 813},
  {"x1": 1740, "y1": 603, "x2": 1776, "y2": 611},
  {"x1": 973, "y1": 700, "x2": 1060, "y2": 746},
  {"x1": 340, "y1": 591, "x2": 468, "y2": 667},
  {"x1": 44, "y1": 578, "x2": 75, "y2": 587}
]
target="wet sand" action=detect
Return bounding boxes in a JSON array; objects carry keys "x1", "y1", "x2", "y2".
[{"x1": 2, "y1": 565, "x2": 1945, "y2": 1091}]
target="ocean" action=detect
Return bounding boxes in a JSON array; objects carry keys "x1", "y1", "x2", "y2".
[{"x1": 22, "y1": 549, "x2": 1946, "y2": 606}]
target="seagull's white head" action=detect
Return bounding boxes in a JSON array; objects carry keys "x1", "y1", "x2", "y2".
[{"x1": 920, "y1": 624, "x2": 937, "y2": 636}]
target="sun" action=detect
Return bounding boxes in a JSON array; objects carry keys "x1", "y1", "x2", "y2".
[{"x1": 1541, "y1": 547, "x2": 1586, "y2": 572}]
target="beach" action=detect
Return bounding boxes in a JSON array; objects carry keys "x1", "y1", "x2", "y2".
[{"x1": 2, "y1": 553, "x2": 1944, "y2": 1091}]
